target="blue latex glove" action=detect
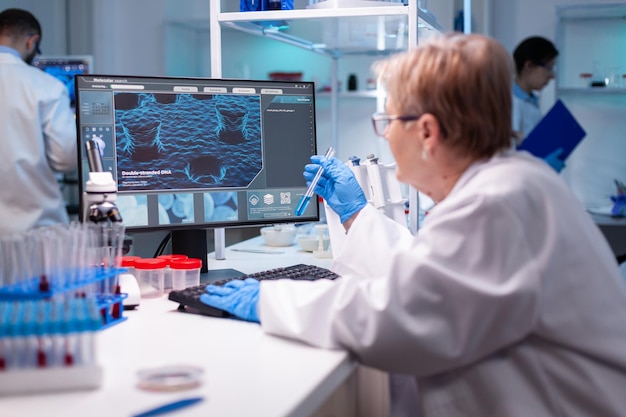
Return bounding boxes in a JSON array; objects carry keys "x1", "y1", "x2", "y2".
[
  {"x1": 543, "y1": 148, "x2": 565, "y2": 173},
  {"x1": 304, "y1": 156, "x2": 367, "y2": 223},
  {"x1": 200, "y1": 278, "x2": 260, "y2": 323},
  {"x1": 610, "y1": 195, "x2": 626, "y2": 217}
]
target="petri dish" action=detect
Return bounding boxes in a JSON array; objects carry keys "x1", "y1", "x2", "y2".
[{"x1": 137, "y1": 365, "x2": 204, "y2": 392}]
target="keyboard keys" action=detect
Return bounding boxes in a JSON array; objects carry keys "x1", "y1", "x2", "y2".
[{"x1": 168, "y1": 264, "x2": 339, "y2": 317}]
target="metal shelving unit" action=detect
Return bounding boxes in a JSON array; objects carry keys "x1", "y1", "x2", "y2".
[
  {"x1": 556, "y1": 3, "x2": 626, "y2": 91},
  {"x1": 209, "y1": 1, "x2": 444, "y2": 150},
  {"x1": 554, "y1": 3, "x2": 626, "y2": 213},
  {"x1": 208, "y1": 1, "x2": 449, "y2": 235}
]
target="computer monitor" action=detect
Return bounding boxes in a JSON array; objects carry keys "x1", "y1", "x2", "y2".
[
  {"x1": 75, "y1": 74, "x2": 319, "y2": 269},
  {"x1": 33, "y1": 55, "x2": 93, "y2": 110}
]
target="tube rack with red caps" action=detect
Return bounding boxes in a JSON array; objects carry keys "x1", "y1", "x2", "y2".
[{"x1": 0, "y1": 298, "x2": 103, "y2": 395}]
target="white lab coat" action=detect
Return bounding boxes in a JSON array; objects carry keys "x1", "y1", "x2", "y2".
[
  {"x1": 259, "y1": 150, "x2": 626, "y2": 416},
  {"x1": 0, "y1": 51, "x2": 77, "y2": 235}
]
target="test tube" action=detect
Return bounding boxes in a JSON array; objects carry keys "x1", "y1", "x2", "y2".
[{"x1": 295, "y1": 147, "x2": 335, "y2": 217}]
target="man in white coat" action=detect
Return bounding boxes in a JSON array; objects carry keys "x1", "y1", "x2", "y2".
[
  {"x1": 201, "y1": 33, "x2": 626, "y2": 416},
  {"x1": 0, "y1": 8, "x2": 77, "y2": 235}
]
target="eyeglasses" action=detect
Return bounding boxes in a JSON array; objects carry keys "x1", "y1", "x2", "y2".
[{"x1": 371, "y1": 112, "x2": 422, "y2": 137}]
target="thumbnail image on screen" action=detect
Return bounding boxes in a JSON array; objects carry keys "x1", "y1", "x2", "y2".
[{"x1": 75, "y1": 75, "x2": 319, "y2": 232}]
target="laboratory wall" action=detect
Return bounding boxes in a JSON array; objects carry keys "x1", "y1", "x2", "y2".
[
  {"x1": 2, "y1": 0, "x2": 624, "y2": 252},
  {"x1": 492, "y1": 0, "x2": 626, "y2": 212},
  {"x1": 491, "y1": 0, "x2": 626, "y2": 112},
  {"x1": 3, "y1": 0, "x2": 624, "y2": 147}
]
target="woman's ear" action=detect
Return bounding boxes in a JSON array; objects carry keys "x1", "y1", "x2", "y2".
[
  {"x1": 416, "y1": 113, "x2": 444, "y2": 159},
  {"x1": 419, "y1": 113, "x2": 443, "y2": 141}
]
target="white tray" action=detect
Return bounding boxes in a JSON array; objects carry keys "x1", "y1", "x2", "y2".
[{"x1": 0, "y1": 365, "x2": 103, "y2": 396}]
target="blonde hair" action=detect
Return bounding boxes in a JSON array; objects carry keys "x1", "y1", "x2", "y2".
[{"x1": 373, "y1": 33, "x2": 513, "y2": 159}]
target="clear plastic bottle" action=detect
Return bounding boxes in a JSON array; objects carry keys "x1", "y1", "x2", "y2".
[
  {"x1": 591, "y1": 61, "x2": 607, "y2": 87},
  {"x1": 134, "y1": 258, "x2": 167, "y2": 298}
]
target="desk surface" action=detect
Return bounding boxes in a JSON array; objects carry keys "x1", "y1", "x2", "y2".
[
  {"x1": 0, "y1": 236, "x2": 355, "y2": 417},
  {"x1": 590, "y1": 212, "x2": 626, "y2": 226}
]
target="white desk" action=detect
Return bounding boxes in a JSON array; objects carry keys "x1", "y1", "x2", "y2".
[
  {"x1": 0, "y1": 236, "x2": 358, "y2": 417},
  {"x1": 590, "y1": 213, "x2": 626, "y2": 261},
  {"x1": 208, "y1": 235, "x2": 336, "y2": 276}
]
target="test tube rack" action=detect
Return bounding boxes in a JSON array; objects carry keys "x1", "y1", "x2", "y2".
[
  {"x1": 0, "y1": 223, "x2": 128, "y2": 395},
  {"x1": 0, "y1": 298, "x2": 105, "y2": 396},
  {"x1": 0, "y1": 268, "x2": 125, "y2": 396},
  {"x1": 0, "y1": 267, "x2": 128, "y2": 329}
]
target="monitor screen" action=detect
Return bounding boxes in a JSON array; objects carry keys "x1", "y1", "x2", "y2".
[
  {"x1": 33, "y1": 55, "x2": 92, "y2": 110},
  {"x1": 75, "y1": 75, "x2": 320, "y2": 239}
]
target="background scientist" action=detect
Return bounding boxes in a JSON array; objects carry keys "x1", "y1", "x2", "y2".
[
  {"x1": 0, "y1": 8, "x2": 77, "y2": 235},
  {"x1": 201, "y1": 33, "x2": 626, "y2": 416},
  {"x1": 512, "y1": 35, "x2": 565, "y2": 172}
]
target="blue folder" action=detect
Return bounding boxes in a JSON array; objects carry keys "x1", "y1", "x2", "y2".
[{"x1": 517, "y1": 99, "x2": 586, "y2": 160}]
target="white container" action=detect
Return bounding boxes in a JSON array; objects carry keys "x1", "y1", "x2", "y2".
[
  {"x1": 120, "y1": 256, "x2": 141, "y2": 276},
  {"x1": 171, "y1": 258, "x2": 203, "y2": 290},
  {"x1": 260, "y1": 225, "x2": 297, "y2": 247},
  {"x1": 297, "y1": 235, "x2": 330, "y2": 252},
  {"x1": 134, "y1": 258, "x2": 167, "y2": 298},
  {"x1": 157, "y1": 254, "x2": 188, "y2": 291}
]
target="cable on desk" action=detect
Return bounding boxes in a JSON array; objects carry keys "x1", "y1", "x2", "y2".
[{"x1": 153, "y1": 233, "x2": 172, "y2": 258}]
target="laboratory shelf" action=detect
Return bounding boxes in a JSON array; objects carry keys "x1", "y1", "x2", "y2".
[
  {"x1": 556, "y1": 3, "x2": 626, "y2": 20},
  {"x1": 555, "y1": 3, "x2": 626, "y2": 213},
  {"x1": 555, "y1": 3, "x2": 626, "y2": 91},
  {"x1": 558, "y1": 87, "x2": 626, "y2": 95},
  {"x1": 209, "y1": 0, "x2": 450, "y2": 235},
  {"x1": 214, "y1": 4, "x2": 444, "y2": 58}
]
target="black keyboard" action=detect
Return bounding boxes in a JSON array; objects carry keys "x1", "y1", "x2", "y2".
[{"x1": 168, "y1": 264, "x2": 340, "y2": 318}]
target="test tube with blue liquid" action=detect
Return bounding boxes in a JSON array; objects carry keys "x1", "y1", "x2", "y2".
[{"x1": 295, "y1": 147, "x2": 335, "y2": 217}]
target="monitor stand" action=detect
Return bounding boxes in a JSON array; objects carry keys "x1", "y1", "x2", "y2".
[
  {"x1": 214, "y1": 227, "x2": 225, "y2": 260},
  {"x1": 170, "y1": 228, "x2": 241, "y2": 278},
  {"x1": 171, "y1": 229, "x2": 208, "y2": 272}
]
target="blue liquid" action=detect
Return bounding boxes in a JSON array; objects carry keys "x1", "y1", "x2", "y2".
[
  {"x1": 294, "y1": 195, "x2": 312, "y2": 217},
  {"x1": 294, "y1": 147, "x2": 334, "y2": 217}
]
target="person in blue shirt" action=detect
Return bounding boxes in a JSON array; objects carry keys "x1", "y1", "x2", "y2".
[{"x1": 512, "y1": 36, "x2": 564, "y2": 172}]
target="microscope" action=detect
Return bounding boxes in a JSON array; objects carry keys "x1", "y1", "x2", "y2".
[
  {"x1": 83, "y1": 140, "x2": 122, "y2": 224},
  {"x1": 83, "y1": 140, "x2": 140, "y2": 308}
]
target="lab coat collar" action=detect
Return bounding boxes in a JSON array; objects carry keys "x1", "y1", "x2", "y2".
[
  {"x1": 513, "y1": 82, "x2": 539, "y2": 108},
  {"x1": 0, "y1": 46, "x2": 22, "y2": 59},
  {"x1": 442, "y1": 148, "x2": 518, "y2": 207}
]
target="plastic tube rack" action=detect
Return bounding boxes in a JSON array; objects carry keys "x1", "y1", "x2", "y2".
[{"x1": 0, "y1": 223, "x2": 128, "y2": 395}]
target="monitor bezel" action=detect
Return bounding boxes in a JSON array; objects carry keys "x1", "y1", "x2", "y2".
[{"x1": 74, "y1": 74, "x2": 320, "y2": 234}]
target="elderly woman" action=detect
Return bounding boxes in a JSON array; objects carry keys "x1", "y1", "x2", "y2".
[{"x1": 201, "y1": 33, "x2": 626, "y2": 416}]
